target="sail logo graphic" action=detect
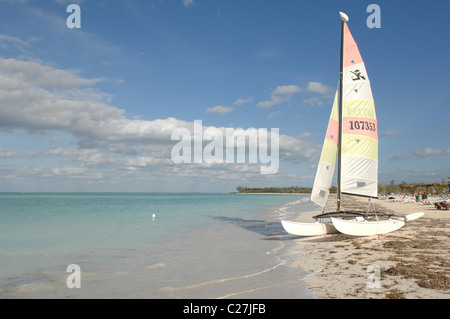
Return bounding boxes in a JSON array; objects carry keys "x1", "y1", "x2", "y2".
[
  {"x1": 171, "y1": 120, "x2": 279, "y2": 175},
  {"x1": 350, "y1": 70, "x2": 366, "y2": 81}
]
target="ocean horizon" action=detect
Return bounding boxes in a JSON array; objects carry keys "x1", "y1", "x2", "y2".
[{"x1": 0, "y1": 192, "x2": 315, "y2": 299}]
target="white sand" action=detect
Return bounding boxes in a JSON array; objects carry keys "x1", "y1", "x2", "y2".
[{"x1": 289, "y1": 194, "x2": 450, "y2": 299}]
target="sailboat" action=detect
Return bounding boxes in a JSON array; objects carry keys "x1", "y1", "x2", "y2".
[{"x1": 281, "y1": 12, "x2": 423, "y2": 237}]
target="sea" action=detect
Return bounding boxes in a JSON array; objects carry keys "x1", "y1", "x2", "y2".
[{"x1": 0, "y1": 192, "x2": 315, "y2": 299}]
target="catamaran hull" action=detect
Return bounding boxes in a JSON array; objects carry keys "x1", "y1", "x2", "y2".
[
  {"x1": 281, "y1": 219, "x2": 338, "y2": 236},
  {"x1": 331, "y1": 212, "x2": 424, "y2": 236},
  {"x1": 331, "y1": 217, "x2": 401, "y2": 236},
  {"x1": 404, "y1": 212, "x2": 424, "y2": 221}
]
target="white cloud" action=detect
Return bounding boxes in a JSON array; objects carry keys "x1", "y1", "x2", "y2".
[
  {"x1": 206, "y1": 105, "x2": 233, "y2": 114},
  {"x1": 257, "y1": 95, "x2": 285, "y2": 109},
  {"x1": 302, "y1": 97, "x2": 324, "y2": 107},
  {"x1": 411, "y1": 147, "x2": 450, "y2": 158},
  {"x1": 234, "y1": 97, "x2": 253, "y2": 106},
  {"x1": 258, "y1": 82, "x2": 333, "y2": 109},
  {"x1": 267, "y1": 111, "x2": 282, "y2": 119},
  {"x1": 182, "y1": 0, "x2": 194, "y2": 8},
  {"x1": 305, "y1": 81, "x2": 332, "y2": 95},
  {"x1": 272, "y1": 85, "x2": 302, "y2": 95},
  {"x1": 0, "y1": 34, "x2": 42, "y2": 52},
  {"x1": 279, "y1": 132, "x2": 320, "y2": 164},
  {"x1": 0, "y1": 57, "x2": 105, "y2": 89},
  {"x1": 0, "y1": 57, "x2": 181, "y2": 145},
  {"x1": 257, "y1": 85, "x2": 302, "y2": 108},
  {"x1": 0, "y1": 56, "x2": 323, "y2": 191}
]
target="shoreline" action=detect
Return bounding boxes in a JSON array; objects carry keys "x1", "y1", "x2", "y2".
[
  {"x1": 237, "y1": 192, "x2": 307, "y2": 195},
  {"x1": 289, "y1": 194, "x2": 450, "y2": 298}
]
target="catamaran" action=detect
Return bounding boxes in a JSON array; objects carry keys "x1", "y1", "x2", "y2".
[{"x1": 281, "y1": 12, "x2": 423, "y2": 237}]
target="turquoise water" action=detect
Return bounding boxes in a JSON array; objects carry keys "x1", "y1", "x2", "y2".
[{"x1": 0, "y1": 192, "x2": 313, "y2": 298}]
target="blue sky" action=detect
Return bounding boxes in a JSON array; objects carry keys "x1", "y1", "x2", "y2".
[{"x1": 0, "y1": 0, "x2": 448, "y2": 192}]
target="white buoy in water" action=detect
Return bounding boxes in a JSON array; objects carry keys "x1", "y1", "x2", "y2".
[{"x1": 152, "y1": 213, "x2": 156, "y2": 220}]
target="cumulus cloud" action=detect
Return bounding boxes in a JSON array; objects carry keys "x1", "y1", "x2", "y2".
[
  {"x1": 305, "y1": 82, "x2": 333, "y2": 95},
  {"x1": 303, "y1": 97, "x2": 324, "y2": 107},
  {"x1": 0, "y1": 57, "x2": 105, "y2": 90},
  {"x1": 233, "y1": 97, "x2": 253, "y2": 106},
  {"x1": 278, "y1": 132, "x2": 320, "y2": 164},
  {"x1": 267, "y1": 111, "x2": 282, "y2": 119},
  {"x1": 257, "y1": 82, "x2": 333, "y2": 108},
  {"x1": 205, "y1": 105, "x2": 233, "y2": 114},
  {"x1": 0, "y1": 57, "x2": 187, "y2": 145},
  {"x1": 258, "y1": 85, "x2": 302, "y2": 108},
  {"x1": 0, "y1": 56, "x2": 322, "y2": 191},
  {"x1": 271, "y1": 85, "x2": 302, "y2": 95},
  {"x1": 0, "y1": 34, "x2": 42, "y2": 52}
]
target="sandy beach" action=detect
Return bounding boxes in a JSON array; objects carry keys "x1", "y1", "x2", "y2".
[{"x1": 288, "y1": 194, "x2": 450, "y2": 299}]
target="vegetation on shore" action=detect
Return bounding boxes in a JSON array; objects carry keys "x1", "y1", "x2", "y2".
[
  {"x1": 379, "y1": 179, "x2": 449, "y2": 195},
  {"x1": 236, "y1": 186, "x2": 327, "y2": 194},
  {"x1": 237, "y1": 180, "x2": 450, "y2": 195}
]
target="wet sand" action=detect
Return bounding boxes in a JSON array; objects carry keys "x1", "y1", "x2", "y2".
[{"x1": 289, "y1": 194, "x2": 450, "y2": 299}]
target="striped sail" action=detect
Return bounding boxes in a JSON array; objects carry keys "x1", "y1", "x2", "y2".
[
  {"x1": 340, "y1": 24, "x2": 378, "y2": 198},
  {"x1": 310, "y1": 91, "x2": 339, "y2": 207}
]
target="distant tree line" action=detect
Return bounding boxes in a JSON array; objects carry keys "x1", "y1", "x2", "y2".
[
  {"x1": 378, "y1": 179, "x2": 450, "y2": 195},
  {"x1": 237, "y1": 179, "x2": 449, "y2": 195},
  {"x1": 236, "y1": 186, "x2": 337, "y2": 194}
]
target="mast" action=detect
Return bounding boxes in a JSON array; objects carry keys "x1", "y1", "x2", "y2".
[{"x1": 337, "y1": 12, "x2": 348, "y2": 212}]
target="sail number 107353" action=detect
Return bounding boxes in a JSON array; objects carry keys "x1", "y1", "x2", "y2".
[{"x1": 349, "y1": 120, "x2": 376, "y2": 132}]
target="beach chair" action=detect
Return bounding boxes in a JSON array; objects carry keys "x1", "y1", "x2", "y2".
[
  {"x1": 434, "y1": 200, "x2": 450, "y2": 210},
  {"x1": 425, "y1": 196, "x2": 449, "y2": 205},
  {"x1": 402, "y1": 196, "x2": 416, "y2": 203},
  {"x1": 390, "y1": 195, "x2": 406, "y2": 202}
]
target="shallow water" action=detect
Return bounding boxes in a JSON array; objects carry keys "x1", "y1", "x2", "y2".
[{"x1": 0, "y1": 192, "x2": 314, "y2": 298}]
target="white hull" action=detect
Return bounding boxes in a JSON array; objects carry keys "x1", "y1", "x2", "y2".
[
  {"x1": 331, "y1": 217, "x2": 404, "y2": 236},
  {"x1": 403, "y1": 212, "x2": 424, "y2": 221},
  {"x1": 281, "y1": 219, "x2": 337, "y2": 236},
  {"x1": 331, "y1": 212, "x2": 424, "y2": 237}
]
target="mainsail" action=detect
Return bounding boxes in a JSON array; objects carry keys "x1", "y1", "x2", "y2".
[
  {"x1": 340, "y1": 23, "x2": 378, "y2": 198},
  {"x1": 311, "y1": 20, "x2": 378, "y2": 208}
]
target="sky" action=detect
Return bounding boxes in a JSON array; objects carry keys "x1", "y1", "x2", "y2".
[{"x1": 0, "y1": 0, "x2": 448, "y2": 192}]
